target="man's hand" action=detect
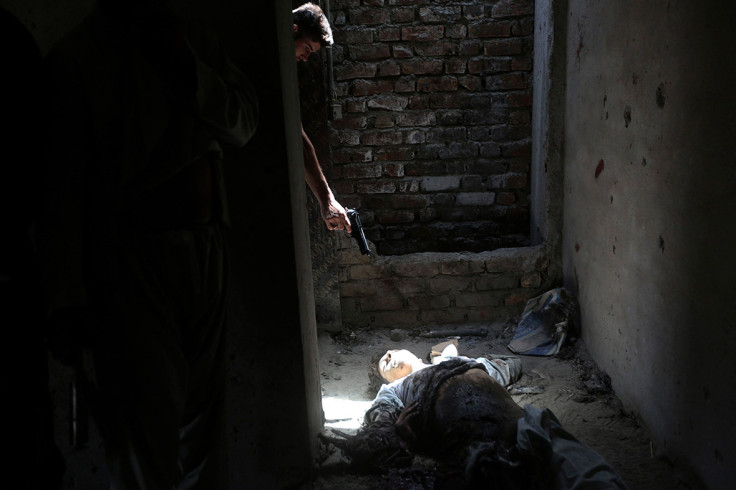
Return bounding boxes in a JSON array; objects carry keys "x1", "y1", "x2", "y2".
[{"x1": 321, "y1": 198, "x2": 352, "y2": 233}]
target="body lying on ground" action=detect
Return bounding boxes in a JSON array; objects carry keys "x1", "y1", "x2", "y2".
[{"x1": 323, "y1": 348, "x2": 628, "y2": 489}]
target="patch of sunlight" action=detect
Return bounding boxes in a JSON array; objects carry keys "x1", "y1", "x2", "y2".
[{"x1": 322, "y1": 396, "x2": 372, "y2": 430}]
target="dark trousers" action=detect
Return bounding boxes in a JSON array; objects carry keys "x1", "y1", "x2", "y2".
[{"x1": 92, "y1": 221, "x2": 229, "y2": 490}]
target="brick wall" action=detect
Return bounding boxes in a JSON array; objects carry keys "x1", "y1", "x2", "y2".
[
  {"x1": 328, "y1": 0, "x2": 535, "y2": 255},
  {"x1": 337, "y1": 234, "x2": 550, "y2": 329}
]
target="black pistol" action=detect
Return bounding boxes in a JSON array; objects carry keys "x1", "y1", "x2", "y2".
[{"x1": 346, "y1": 208, "x2": 370, "y2": 255}]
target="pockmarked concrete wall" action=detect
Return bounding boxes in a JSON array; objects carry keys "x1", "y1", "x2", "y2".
[{"x1": 561, "y1": 1, "x2": 736, "y2": 487}]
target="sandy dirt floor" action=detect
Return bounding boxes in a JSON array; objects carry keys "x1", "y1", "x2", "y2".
[{"x1": 313, "y1": 320, "x2": 705, "y2": 489}]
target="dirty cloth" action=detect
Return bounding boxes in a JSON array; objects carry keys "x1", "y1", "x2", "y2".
[
  {"x1": 362, "y1": 357, "x2": 628, "y2": 489},
  {"x1": 508, "y1": 288, "x2": 577, "y2": 356},
  {"x1": 365, "y1": 355, "x2": 522, "y2": 426}
]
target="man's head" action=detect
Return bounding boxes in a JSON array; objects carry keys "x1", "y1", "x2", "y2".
[
  {"x1": 293, "y1": 2, "x2": 333, "y2": 62},
  {"x1": 378, "y1": 349, "x2": 422, "y2": 383}
]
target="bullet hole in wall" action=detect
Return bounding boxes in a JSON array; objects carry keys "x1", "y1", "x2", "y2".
[
  {"x1": 656, "y1": 83, "x2": 666, "y2": 108},
  {"x1": 595, "y1": 159, "x2": 605, "y2": 178}
]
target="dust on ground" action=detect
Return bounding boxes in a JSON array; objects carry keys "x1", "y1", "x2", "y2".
[{"x1": 313, "y1": 320, "x2": 704, "y2": 490}]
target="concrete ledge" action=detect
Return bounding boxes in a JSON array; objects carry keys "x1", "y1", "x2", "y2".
[{"x1": 336, "y1": 235, "x2": 551, "y2": 329}]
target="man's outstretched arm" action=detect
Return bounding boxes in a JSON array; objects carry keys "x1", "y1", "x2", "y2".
[{"x1": 302, "y1": 125, "x2": 351, "y2": 232}]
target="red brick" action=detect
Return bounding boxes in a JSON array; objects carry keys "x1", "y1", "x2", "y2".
[
  {"x1": 357, "y1": 181, "x2": 397, "y2": 194},
  {"x1": 420, "y1": 309, "x2": 469, "y2": 324},
  {"x1": 351, "y1": 44, "x2": 391, "y2": 60},
  {"x1": 408, "y1": 95, "x2": 429, "y2": 110},
  {"x1": 507, "y1": 91, "x2": 533, "y2": 107},
  {"x1": 429, "y1": 275, "x2": 473, "y2": 293},
  {"x1": 445, "y1": 59, "x2": 466, "y2": 74},
  {"x1": 475, "y1": 273, "x2": 519, "y2": 290},
  {"x1": 401, "y1": 25, "x2": 444, "y2": 42},
  {"x1": 496, "y1": 191, "x2": 516, "y2": 205},
  {"x1": 378, "y1": 61, "x2": 401, "y2": 77},
  {"x1": 330, "y1": 115, "x2": 367, "y2": 130},
  {"x1": 486, "y1": 73, "x2": 528, "y2": 91},
  {"x1": 414, "y1": 42, "x2": 457, "y2": 57},
  {"x1": 458, "y1": 75, "x2": 482, "y2": 91},
  {"x1": 392, "y1": 45, "x2": 413, "y2": 58},
  {"x1": 456, "y1": 292, "x2": 496, "y2": 308},
  {"x1": 349, "y1": 264, "x2": 387, "y2": 280},
  {"x1": 467, "y1": 57, "x2": 510, "y2": 74},
  {"x1": 418, "y1": 6, "x2": 461, "y2": 23},
  {"x1": 379, "y1": 277, "x2": 427, "y2": 295},
  {"x1": 361, "y1": 130, "x2": 404, "y2": 146},
  {"x1": 376, "y1": 147, "x2": 415, "y2": 161},
  {"x1": 383, "y1": 163, "x2": 405, "y2": 177},
  {"x1": 479, "y1": 142, "x2": 501, "y2": 158},
  {"x1": 463, "y1": 5, "x2": 485, "y2": 20},
  {"x1": 361, "y1": 294, "x2": 404, "y2": 311},
  {"x1": 401, "y1": 59, "x2": 443, "y2": 75},
  {"x1": 511, "y1": 55, "x2": 532, "y2": 71},
  {"x1": 332, "y1": 148, "x2": 373, "y2": 163},
  {"x1": 395, "y1": 77, "x2": 416, "y2": 92},
  {"x1": 392, "y1": 8, "x2": 415, "y2": 23},
  {"x1": 391, "y1": 194, "x2": 429, "y2": 208},
  {"x1": 483, "y1": 38, "x2": 524, "y2": 56},
  {"x1": 342, "y1": 164, "x2": 383, "y2": 179},
  {"x1": 417, "y1": 76, "x2": 458, "y2": 92},
  {"x1": 492, "y1": 0, "x2": 534, "y2": 18},
  {"x1": 373, "y1": 113, "x2": 395, "y2": 128},
  {"x1": 335, "y1": 63, "x2": 377, "y2": 80},
  {"x1": 345, "y1": 99, "x2": 366, "y2": 113},
  {"x1": 459, "y1": 40, "x2": 482, "y2": 56},
  {"x1": 336, "y1": 28, "x2": 374, "y2": 44},
  {"x1": 340, "y1": 281, "x2": 377, "y2": 297},
  {"x1": 408, "y1": 295, "x2": 451, "y2": 310},
  {"x1": 353, "y1": 9, "x2": 391, "y2": 25},
  {"x1": 504, "y1": 292, "x2": 529, "y2": 306},
  {"x1": 429, "y1": 93, "x2": 471, "y2": 109},
  {"x1": 520, "y1": 272, "x2": 541, "y2": 288},
  {"x1": 367, "y1": 94, "x2": 409, "y2": 111},
  {"x1": 501, "y1": 140, "x2": 532, "y2": 157},
  {"x1": 351, "y1": 79, "x2": 395, "y2": 96},
  {"x1": 378, "y1": 27, "x2": 401, "y2": 42},
  {"x1": 468, "y1": 20, "x2": 511, "y2": 38},
  {"x1": 445, "y1": 24, "x2": 468, "y2": 39},
  {"x1": 440, "y1": 259, "x2": 485, "y2": 275},
  {"x1": 391, "y1": 261, "x2": 439, "y2": 277},
  {"x1": 377, "y1": 210, "x2": 415, "y2": 224},
  {"x1": 396, "y1": 111, "x2": 436, "y2": 126}
]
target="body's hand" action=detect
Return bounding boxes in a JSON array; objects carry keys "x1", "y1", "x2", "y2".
[
  {"x1": 395, "y1": 401, "x2": 421, "y2": 446},
  {"x1": 321, "y1": 197, "x2": 352, "y2": 233}
]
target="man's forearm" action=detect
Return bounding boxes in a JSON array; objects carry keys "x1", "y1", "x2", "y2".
[{"x1": 302, "y1": 126, "x2": 333, "y2": 206}]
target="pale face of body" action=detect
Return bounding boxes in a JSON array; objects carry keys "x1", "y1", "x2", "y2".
[
  {"x1": 294, "y1": 24, "x2": 321, "y2": 62},
  {"x1": 379, "y1": 349, "x2": 423, "y2": 383}
]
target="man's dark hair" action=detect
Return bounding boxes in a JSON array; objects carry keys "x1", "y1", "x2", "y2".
[{"x1": 292, "y1": 2, "x2": 333, "y2": 47}]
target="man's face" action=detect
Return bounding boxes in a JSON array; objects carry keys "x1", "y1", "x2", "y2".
[
  {"x1": 379, "y1": 349, "x2": 418, "y2": 383},
  {"x1": 294, "y1": 25, "x2": 321, "y2": 62}
]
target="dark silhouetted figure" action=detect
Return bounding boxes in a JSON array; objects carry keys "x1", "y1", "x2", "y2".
[
  {"x1": 39, "y1": 0, "x2": 258, "y2": 487},
  {"x1": 0, "y1": 6, "x2": 66, "y2": 490}
]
